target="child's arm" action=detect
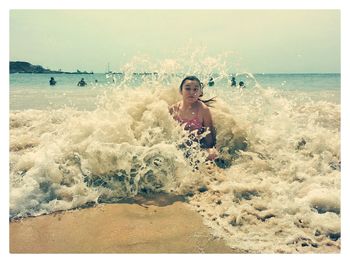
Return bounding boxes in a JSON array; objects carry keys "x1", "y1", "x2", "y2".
[
  {"x1": 202, "y1": 107, "x2": 218, "y2": 160},
  {"x1": 202, "y1": 107, "x2": 216, "y2": 148}
]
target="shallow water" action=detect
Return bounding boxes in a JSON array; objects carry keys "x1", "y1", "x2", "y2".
[{"x1": 9, "y1": 69, "x2": 340, "y2": 253}]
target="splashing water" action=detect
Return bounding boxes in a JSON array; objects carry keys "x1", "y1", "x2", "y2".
[{"x1": 10, "y1": 51, "x2": 340, "y2": 253}]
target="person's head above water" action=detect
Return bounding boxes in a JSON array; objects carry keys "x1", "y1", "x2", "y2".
[
  {"x1": 179, "y1": 76, "x2": 203, "y2": 94},
  {"x1": 179, "y1": 76, "x2": 215, "y2": 106},
  {"x1": 178, "y1": 76, "x2": 204, "y2": 105}
]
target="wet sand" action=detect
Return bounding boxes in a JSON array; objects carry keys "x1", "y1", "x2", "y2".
[{"x1": 10, "y1": 197, "x2": 235, "y2": 253}]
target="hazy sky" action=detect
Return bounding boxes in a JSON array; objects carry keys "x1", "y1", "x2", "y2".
[{"x1": 10, "y1": 10, "x2": 340, "y2": 73}]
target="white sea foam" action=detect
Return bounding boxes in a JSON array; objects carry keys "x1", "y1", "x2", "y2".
[{"x1": 9, "y1": 57, "x2": 340, "y2": 252}]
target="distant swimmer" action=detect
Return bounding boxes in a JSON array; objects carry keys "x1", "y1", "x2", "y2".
[
  {"x1": 49, "y1": 77, "x2": 56, "y2": 86},
  {"x1": 208, "y1": 77, "x2": 215, "y2": 87},
  {"x1": 238, "y1": 81, "x2": 246, "y2": 90},
  {"x1": 77, "y1": 78, "x2": 87, "y2": 87},
  {"x1": 231, "y1": 76, "x2": 236, "y2": 87}
]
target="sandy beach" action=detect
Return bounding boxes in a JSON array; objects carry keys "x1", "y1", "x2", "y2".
[{"x1": 10, "y1": 196, "x2": 235, "y2": 253}]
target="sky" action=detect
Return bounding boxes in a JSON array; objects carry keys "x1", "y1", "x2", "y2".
[{"x1": 9, "y1": 9, "x2": 340, "y2": 74}]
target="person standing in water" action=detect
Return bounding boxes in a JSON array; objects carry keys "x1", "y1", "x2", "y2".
[
  {"x1": 77, "y1": 78, "x2": 87, "y2": 87},
  {"x1": 238, "y1": 81, "x2": 245, "y2": 90},
  {"x1": 49, "y1": 77, "x2": 56, "y2": 86},
  {"x1": 208, "y1": 77, "x2": 215, "y2": 87},
  {"x1": 169, "y1": 76, "x2": 218, "y2": 161},
  {"x1": 231, "y1": 76, "x2": 237, "y2": 87}
]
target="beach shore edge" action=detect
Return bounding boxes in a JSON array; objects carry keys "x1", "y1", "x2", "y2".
[{"x1": 10, "y1": 201, "x2": 237, "y2": 253}]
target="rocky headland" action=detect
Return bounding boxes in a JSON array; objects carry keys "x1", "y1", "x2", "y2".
[{"x1": 10, "y1": 61, "x2": 93, "y2": 74}]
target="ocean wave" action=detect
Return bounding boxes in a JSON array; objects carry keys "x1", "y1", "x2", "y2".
[{"x1": 9, "y1": 81, "x2": 340, "y2": 252}]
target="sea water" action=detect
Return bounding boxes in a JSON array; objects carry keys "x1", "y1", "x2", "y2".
[{"x1": 9, "y1": 58, "x2": 340, "y2": 253}]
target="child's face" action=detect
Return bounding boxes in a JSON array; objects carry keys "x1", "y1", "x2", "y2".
[{"x1": 181, "y1": 80, "x2": 202, "y2": 103}]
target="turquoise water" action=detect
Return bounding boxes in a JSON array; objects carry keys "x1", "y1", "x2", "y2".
[
  {"x1": 10, "y1": 73, "x2": 340, "y2": 110},
  {"x1": 10, "y1": 73, "x2": 340, "y2": 91},
  {"x1": 253, "y1": 73, "x2": 340, "y2": 91}
]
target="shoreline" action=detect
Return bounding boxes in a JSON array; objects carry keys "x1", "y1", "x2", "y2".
[{"x1": 10, "y1": 197, "x2": 236, "y2": 253}]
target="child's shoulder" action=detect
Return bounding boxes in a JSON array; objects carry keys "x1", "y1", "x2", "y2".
[{"x1": 198, "y1": 101, "x2": 210, "y2": 111}]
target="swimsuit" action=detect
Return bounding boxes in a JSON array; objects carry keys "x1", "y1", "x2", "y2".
[
  {"x1": 173, "y1": 105, "x2": 215, "y2": 149},
  {"x1": 175, "y1": 110, "x2": 203, "y2": 131}
]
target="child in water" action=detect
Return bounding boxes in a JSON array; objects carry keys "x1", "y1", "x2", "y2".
[{"x1": 169, "y1": 76, "x2": 218, "y2": 161}]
